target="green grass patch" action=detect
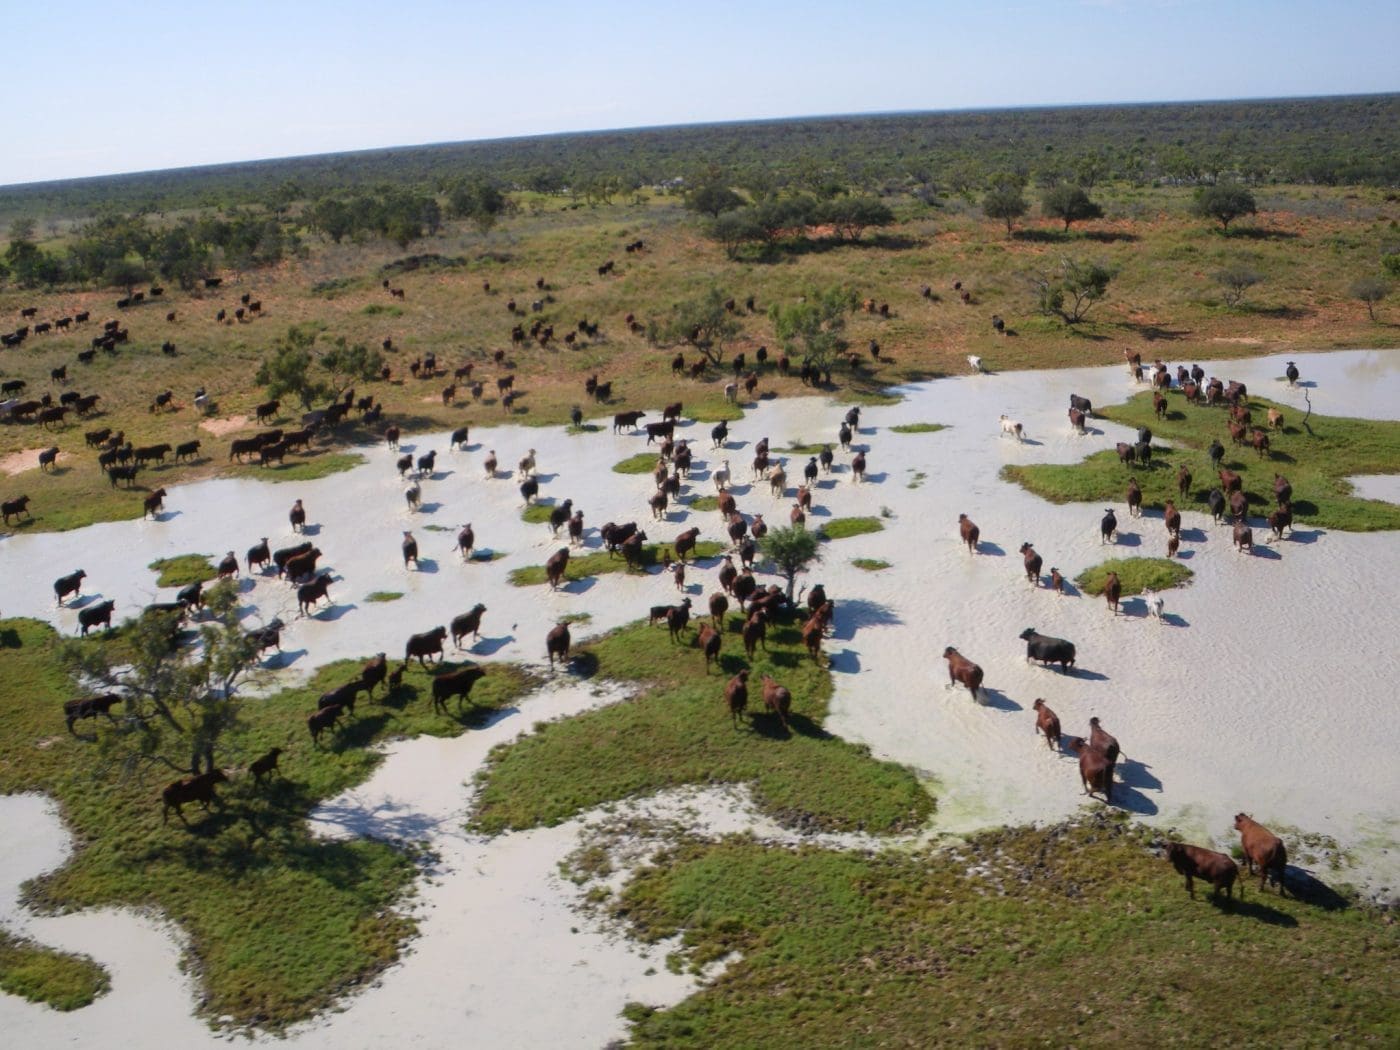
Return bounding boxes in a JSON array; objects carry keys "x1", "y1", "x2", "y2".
[
  {"x1": 0, "y1": 617, "x2": 538, "y2": 1031},
  {"x1": 0, "y1": 931, "x2": 110, "y2": 1012},
  {"x1": 689, "y1": 495, "x2": 721, "y2": 512},
  {"x1": 851, "y1": 558, "x2": 891, "y2": 571},
  {"x1": 818, "y1": 517, "x2": 885, "y2": 540},
  {"x1": 889, "y1": 421, "x2": 948, "y2": 434},
  {"x1": 606, "y1": 818, "x2": 1396, "y2": 1046},
  {"x1": 782, "y1": 441, "x2": 828, "y2": 455},
  {"x1": 256, "y1": 452, "x2": 367, "y2": 483},
  {"x1": 508, "y1": 541, "x2": 726, "y2": 586},
  {"x1": 1076, "y1": 557, "x2": 1193, "y2": 596},
  {"x1": 520, "y1": 504, "x2": 554, "y2": 524},
  {"x1": 361, "y1": 303, "x2": 403, "y2": 317},
  {"x1": 364, "y1": 591, "x2": 403, "y2": 603},
  {"x1": 148, "y1": 554, "x2": 218, "y2": 588},
  {"x1": 472, "y1": 617, "x2": 931, "y2": 835},
  {"x1": 1003, "y1": 391, "x2": 1400, "y2": 531},
  {"x1": 558, "y1": 612, "x2": 593, "y2": 625},
  {"x1": 613, "y1": 453, "x2": 660, "y2": 474}
]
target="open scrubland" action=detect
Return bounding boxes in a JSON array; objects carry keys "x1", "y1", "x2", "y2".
[{"x1": 1, "y1": 98, "x2": 1399, "y2": 1045}]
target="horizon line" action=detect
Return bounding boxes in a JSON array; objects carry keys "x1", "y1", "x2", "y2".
[{"x1": 3, "y1": 90, "x2": 1395, "y2": 194}]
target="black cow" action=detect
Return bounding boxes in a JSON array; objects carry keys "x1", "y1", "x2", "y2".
[
  {"x1": 64, "y1": 693, "x2": 121, "y2": 732},
  {"x1": 78, "y1": 599, "x2": 116, "y2": 635},
  {"x1": 1018, "y1": 628, "x2": 1077, "y2": 672}
]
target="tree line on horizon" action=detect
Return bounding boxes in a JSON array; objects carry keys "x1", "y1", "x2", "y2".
[{"x1": 1, "y1": 94, "x2": 1396, "y2": 223}]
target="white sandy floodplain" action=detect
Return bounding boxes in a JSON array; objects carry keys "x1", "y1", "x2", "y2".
[{"x1": 1, "y1": 348, "x2": 1397, "y2": 1045}]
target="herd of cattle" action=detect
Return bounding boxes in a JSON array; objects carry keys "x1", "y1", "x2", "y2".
[{"x1": 7, "y1": 281, "x2": 1309, "y2": 902}]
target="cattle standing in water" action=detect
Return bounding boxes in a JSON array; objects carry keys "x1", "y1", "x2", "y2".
[
  {"x1": 958, "y1": 514, "x2": 979, "y2": 554},
  {"x1": 1066, "y1": 737, "x2": 1113, "y2": 804},
  {"x1": 77, "y1": 599, "x2": 116, "y2": 636},
  {"x1": 546, "y1": 621, "x2": 571, "y2": 669},
  {"x1": 1100, "y1": 508, "x2": 1118, "y2": 544},
  {"x1": 1028, "y1": 699, "x2": 1060, "y2": 751},
  {"x1": 451, "y1": 604, "x2": 487, "y2": 647},
  {"x1": 1019, "y1": 629, "x2": 1076, "y2": 671},
  {"x1": 54, "y1": 569, "x2": 86, "y2": 606},
  {"x1": 942, "y1": 647, "x2": 983, "y2": 701},
  {"x1": 289, "y1": 499, "x2": 306, "y2": 533}
]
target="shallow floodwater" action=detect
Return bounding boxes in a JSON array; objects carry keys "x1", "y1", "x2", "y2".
[{"x1": 1, "y1": 349, "x2": 1397, "y2": 1043}]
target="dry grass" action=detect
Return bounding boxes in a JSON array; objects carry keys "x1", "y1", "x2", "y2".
[{"x1": 2, "y1": 186, "x2": 1396, "y2": 537}]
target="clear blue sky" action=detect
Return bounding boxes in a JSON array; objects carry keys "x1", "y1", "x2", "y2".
[{"x1": 5, "y1": 0, "x2": 1396, "y2": 187}]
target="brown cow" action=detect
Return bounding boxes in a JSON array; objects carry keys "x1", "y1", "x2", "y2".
[
  {"x1": 545, "y1": 548, "x2": 570, "y2": 589},
  {"x1": 1066, "y1": 737, "x2": 1113, "y2": 803},
  {"x1": 1166, "y1": 843, "x2": 1239, "y2": 902},
  {"x1": 724, "y1": 670, "x2": 749, "y2": 728},
  {"x1": 1018, "y1": 542, "x2": 1042, "y2": 585},
  {"x1": 546, "y1": 621, "x2": 571, "y2": 669},
  {"x1": 697, "y1": 623, "x2": 722, "y2": 672},
  {"x1": 958, "y1": 513, "x2": 979, "y2": 554},
  {"x1": 801, "y1": 614, "x2": 824, "y2": 665},
  {"x1": 250, "y1": 748, "x2": 283, "y2": 785},
  {"x1": 708, "y1": 591, "x2": 729, "y2": 630},
  {"x1": 942, "y1": 646, "x2": 983, "y2": 701},
  {"x1": 161, "y1": 768, "x2": 229, "y2": 824},
  {"x1": 741, "y1": 610, "x2": 767, "y2": 658},
  {"x1": 1234, "y1": 814, "x2": 1288, "y2": 894},
  {"x1": 1032, "y1": 699, "x2": 1060, "y2": 750},
  {"x1": 761, "y1": 675, "x2": 791, "y2": 731}
]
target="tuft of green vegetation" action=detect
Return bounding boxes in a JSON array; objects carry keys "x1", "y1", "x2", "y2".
[
  {"x1": 889, "y1": 422, "x2": 948, "y2": 434},
  {"x1": 818, "y1": 517, "x2": 885, "y2": 540},
  {"x1": 783, "y1": 441, "x2": 827, "y2": 455},
  {"x1": 1076, "y1": 557, "x2": 1193, "y2": 596},
  {"x1": 520, "y1": 504, "x2": 554, "y2": 524},
  {"x1": 1003, "y1": 391, "x2": 1400, "y2": 531},
  {"x1": 851, "y1": 558, "x2": 891, "y2": 571},
  {"x1": 364, "y1": 591, "x2": 403, "y2": 603},
  {"x1": 606, "y1": 819, "x2": 1397, "y2": 1047},
  {"x1": 255, "y1": 452, "x2": 367, "y2": 483},
  {"x1": 148, "y1": 554, "x2": 218, "y2": 588},
  {"x1": 472, "y1": 617, "x2": 931, "y2": 835},
  {"x1": 0, "y1": 931, "x2": 110, "y2": 1012},
  {"x1": 0, "y1": 617, "x2": 538, "y2": 1031},
  {"x1": 558, "y1": 612, "x2": 593, "y2": 625},
  {"x1": 361, "y1": 303, "x2": 403, "y2": 317},
  {"x1": 613, "y1": 453, "x2": 661, "y2": 474},
  {"x1": 689, "y1": 495, "x2": 721, "y2": 512},
  {"x1": 508, "y1": 542, "x2": 726, "y2": 586}
]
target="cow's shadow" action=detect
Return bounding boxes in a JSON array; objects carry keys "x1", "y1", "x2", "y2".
[
  {"x1": 1246, "y1": 545, "x2": 1282, "y2": 561},
  {"x1": 978, "y1": 687, "x2": 1021, "y2": 711},
  {"x1": 411, "y1": 558, "x2": 439, "y2": 574},
  {"x1": 560, "y1": 576, "x2": 597, "y2": 594},
  {"x1": 467, "y1": 634, "x2": 515, "y2": 656},
  {"x1": 300, "y1": 523, "x2": 322, "y2": 536},
  {"x1": 65, "y1": 594, "x2": 101, "y2": 609},
  {"x1": 262, "y1": 648, "x2": 308, "y2": 669},
  {"x1": 975, "y1": 542, "x2": 1006, "y2": 556},
  {"x1": 310, "y1": 602, "x2": 357, "y2": 621}
]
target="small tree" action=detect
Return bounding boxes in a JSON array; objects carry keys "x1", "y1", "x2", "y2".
[
  {"x1": 103, "y1": 257, "x2": 151, "y2": 296},
  {"x1": 685, "y1": 181, "x2": 745, "y2": 219},
  {"x1": 58, "y1": 581, "x2": 258, "y2": 777},
  {"x1": 983, "y1": 184, "x2": 1028, "y2": 237},
  {"x1": 1033, "y1": 257, "x2": 1116, "y2": 324},
  {"x1": 663, "y1": 287, "x2": 743, "y2": 365},
  {"x1": 1040, "y1": 184, "x2": 1103, "y2": 232},
  {"x1": 820, "y1": 196, "x2": 895, "y2": 241},
  {"x1": 1214, "y1": 264, "x2": 1264, "y2": 308},
  {"x1": 768, "y1": 286, "x2": 859, "y2": 377},
  {"x1": 321, "y1": 337, "x2": 386, "y2": 390},
  {"x1": 1349, "y1": 276, "x2": 1388, "y2": 320},
  {"x1": 759, "y1": 526, "x2": 822, "y2": 602},
  {"x1": 1192, "y1": 184, "x2": 1257, "y2": 233},
  {"x1": 711, "y1": 209, "x2": 765, "y2": 259},
  {"x1": 256, "y1": 326, "x2": 332, "y2": 410}
]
